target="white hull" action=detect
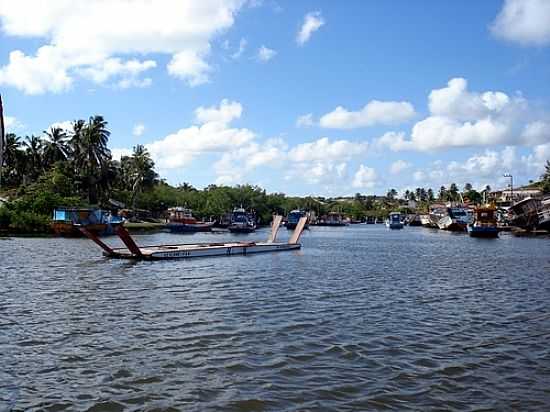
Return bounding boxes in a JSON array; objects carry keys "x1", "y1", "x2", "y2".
[{"x1": 138, "y1": 242, "x2": 300, "y2": 260}]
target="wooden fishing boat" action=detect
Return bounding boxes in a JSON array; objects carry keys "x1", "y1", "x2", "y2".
[
  {"x1": 167, "y1": 207, "x2": 214, "y2": 233},
  {"x1": 79, "y1": 215, "x2": 307, "y2": 260},
  {"x1": 468, "y1": 205, "x2": 498, "y2": 238},
  {"x1": 52, "y1": 208, "x2": 122, "y2": 237}
]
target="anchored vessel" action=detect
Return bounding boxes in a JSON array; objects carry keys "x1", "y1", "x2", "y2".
[
  {"x1": 437, "y1": 206, "x2": 471, "y2": 232},
  {"x1": 386, "y1": 212, "x2": 404, "y2": 229},
  {"x1": 52, "y1": 208, "x2": 122, "y2": 237},
  {"x1": 468, "y1": 205, "x2": 498, "y2": 238},
  {"x1": 79, "y1": 215, "x2": 307, "y2": 260},
  {"x1": 167, "y1": 207, "x2": 214, "y2": 233},
  {"x1": 228, "y1": 207, "x2": 256, "y2": 233},
  {"x1": 316, "y1": 212, "x2": 347, "y2": 226},
  {"x1": 286, "y1": 210, "x2": 309, "y2": 230}
]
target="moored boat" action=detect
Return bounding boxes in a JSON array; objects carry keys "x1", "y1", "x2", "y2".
[
  {"x1": 468, "y1": 205, "x2": 499, "y2": 238},
  {"x1": 286, "y1": 209, "x2": 309, "y2": 230},
  {"x1": 385, "y1": 212, "x2": 404, "y2": 229},
  {"x1": 537, "y1": 197, "x2": 550, "y2": 231},
  {"x1": 167, "y1": 207, "x2": 214, "y2": 233},
  {"x1": 437, "y1": 206, "x2": 470, "y2": 232},
  {"x1": 315, "y1": 212, "x2": 348, "y2": 226},
  {"x1": 228, "y1": 207, "x2": 256, "y2": 233},
  {"x1": 52, "y1": 208, "x2": 122, "y2": 237}
]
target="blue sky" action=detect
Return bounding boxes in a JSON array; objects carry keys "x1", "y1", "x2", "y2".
[{"x1": 1, "y1": 0, "x2": 550, "y2": 196}]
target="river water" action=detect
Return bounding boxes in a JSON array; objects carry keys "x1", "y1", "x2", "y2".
[{"x1": 1, "y1": 225, "x2": 549, "y2": 411}]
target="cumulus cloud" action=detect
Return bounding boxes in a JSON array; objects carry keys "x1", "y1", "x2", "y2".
[
  {"x1": 0, "y1": 0, "x2": 245, "y2": 93},
  {"x1": 4, "y1": 115, "x2": 24, "y2": 132},
  {"x1": 319, "y1": 100, "x2": 415, "y2": 129},
  {"x1": 288, "y1": 137, "x2": 368, "y2": 162},
  {"x1": 132, "y1": 123, "x2": 145, "y2": 137},
  {"x1": 194, "y1": 99, "x2": 243, "y2": 125},
  {"x1": 352, "y1": 165, "x2": 377, "y2": 188},
  {"x1": 296, "y1": 113, "x2": 314, "y2": 127},
  {"x1": 389, "y1": 160, "x2": 411, "y2": 175},
  {"x1": 379, "y1": 77, "x2": 549, "y2": 152},
  {"x1": 297, "y1": 11, "x2": 325, "y2": 45},
  {"x1": 231, "y1": 38, "x2": 247, "y2": 59},
  {"x1": 491, "y1": 0, "x2": 550, "y2": 46},
  {"x1": 257, "y1": 45, "x2": 277, "y2": 62}
]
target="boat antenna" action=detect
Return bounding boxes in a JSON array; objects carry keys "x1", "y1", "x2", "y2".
[{"x1": 0, "y1": 93, "x2": 5, "y2": 191}]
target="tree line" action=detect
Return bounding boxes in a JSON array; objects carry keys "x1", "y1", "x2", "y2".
[{"x1": 1, "y1": 115, "x2": 549, "y2": 232}]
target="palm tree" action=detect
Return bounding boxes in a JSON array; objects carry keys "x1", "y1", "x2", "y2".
[
  {"x1": 43, "y1": 127, "x2": 68, "y2": 167},
  {"x1": 439, "y1": 185, "x2": 447, "y2": 201},
  {"x1": 2, "y1": 133, "x2": 26, "y2": 186},
  {"x1": 24, "y1": 135, "x2": 43, "y2": 180},
  {"x1": 541, "y1": 160, "x2": 550, "y2": 193},
  {"x1": 128, "y1": 144, "x2": 157, "y2": 208},
  {"x1": 71, "y1": 116, "x2": 112, "y2": 204},
  {"x1": 427, "y1": 188, "x2": 434, "y2": 202}
]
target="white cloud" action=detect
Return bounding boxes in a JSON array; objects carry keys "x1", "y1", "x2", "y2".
[
  {"x1": 147, "y1": 121, "x2": 255, "y2": 170},
  {"x1": 231, "y1": 38, "x2": 247, "y2": 59},
  {"x1": 78, "y1": 57, "x2": 156, "y2": 88},
  {"x1": 195, "y1": 99, "x2": 243, "y2": 125},
  {"x1": 296, "y1": 113, "x2": 314, "y2": 127},
  {"x1": 48, "y1": 120, "x2": 73, "y2": 133},
  {"x1": 0, "y1": 0, "x2": 245, "y2": 93},
  {"x1": 167, "y1": 50, "x2": 212, "y2": 87},
  {"x1": 257, "y1": 46, "x2": 277, "y2": 62},
  {"x1": 288, "y1": 137, "x2": 368, "y2": 162},
  {"x1": 111, "y1": 148, "x2": 133, "y2": 161},
  {"x1": 389, "y1": 160, "x2": 411, "y2": 175},
  {"x1": 0, "y1": 46, "x2": 73, "y2": 94},
  {"x1": 374, "y1": 131, "x2": 413, "y2": 152},
  {"x1": 491, "y1": 0, "x2": 550, "y2": 46},
  {"x1": 413, "y1": 170, "x2": 426, "y2": 182},
  {"x1": 352, "y1": 165, "x2": 377, "y2": 189},
  {"x1": 4, "y1": 115, "x2": 24, "y2": 132},
  {"x1": 319, "y1": 100, "x2": 415, "y2": 129},
  {"x1": 297, "y1": 11, "x2": 325, "y2": 45},
  {"x1": 132, "y1": 123, "x2": 145, "y2": 137},
  {"x1": 380, "y1": 77, "x2": 549, "y2": 152}
]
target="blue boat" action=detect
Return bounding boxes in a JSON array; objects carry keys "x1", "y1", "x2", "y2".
[
  {"x1": 286, "y1": 210, "x2": 309, "y2": 230},
  {"x1": 228, "y1": 207, "x2": 256, "y2": 233},
  {"x1": 52, "y1": 208, "x2": 123, "y2": 236}
]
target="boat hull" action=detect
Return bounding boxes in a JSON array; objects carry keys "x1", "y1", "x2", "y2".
[
  {"x1": 468, "y1": 225, "x2": 499, "y2": 238},
  {"x1": 106, "y1": 242, "x2": 301, "y2": 260},
  {"x1": 228, "y1": 225, "x2": 256, "y2": 233},
  {"x1": 386, "y1": 222, "x2": 404, "y2": 229},
  {"x1": 52, "y1": 222, "x2": 109, "y2": 237},
  {"x1": 167, "y1": 222, "x2": 214, "y2": 233}
]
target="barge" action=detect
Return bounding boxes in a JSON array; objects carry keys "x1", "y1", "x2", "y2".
[{"x1": 79, "y1": 215, "x2": 307, "y2": 260}]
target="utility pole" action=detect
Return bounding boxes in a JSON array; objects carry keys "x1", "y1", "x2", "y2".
[
  {"x1": 0, "y1": 93, "x2": 5, "y2": 191},
  {"x1": 503, "y1": 173, "x2": 513, "y2": 203}
]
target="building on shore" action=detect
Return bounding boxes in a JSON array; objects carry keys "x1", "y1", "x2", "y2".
[{"x1": 491, "y1": 187, "x2": 543, "y2": 207}]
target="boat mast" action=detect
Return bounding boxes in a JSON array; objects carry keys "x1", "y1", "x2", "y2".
[{"x1": 0, "y1": 93, "x2": 4, "y2": 190}]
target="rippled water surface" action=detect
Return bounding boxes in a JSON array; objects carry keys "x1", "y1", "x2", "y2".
[{"x1": 1, "y1": 226, "x2": 550, "y2": 411}]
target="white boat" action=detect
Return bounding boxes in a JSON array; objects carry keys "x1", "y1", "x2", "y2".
[
  {"x1": 79, "y1": 215, "x2": 307, "y2": 260},
  {"x1": 385, "y1": 212, "x2": 404, "y2": 229},
  {"x1": 436, "y1": 206, "x2": 471, "y2": 232}
]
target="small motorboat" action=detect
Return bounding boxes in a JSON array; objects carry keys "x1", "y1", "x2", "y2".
[
  {"x1": 468, "y1": 205, "x2": 499, "y2": 238},
  {"x1": 386, "y1": 212, "x2": 404, "y2": 229},
  {"x1": 228, "y1": 207, "x2": 256, "y2": 233},
  {"x1": 286, "y1": 210, "x2": 309, "y2": 230}
]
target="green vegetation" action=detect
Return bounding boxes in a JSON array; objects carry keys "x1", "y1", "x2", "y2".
[{"x1": 1, "y1": 115, "x2": 549, "y2": 234}]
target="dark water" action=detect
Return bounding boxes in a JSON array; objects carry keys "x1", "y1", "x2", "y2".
[{"x1": 1, "y1": 225, "x2": 550, "y2": 411}]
